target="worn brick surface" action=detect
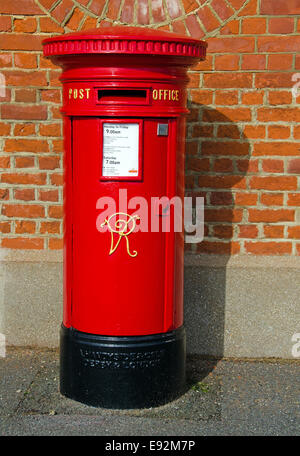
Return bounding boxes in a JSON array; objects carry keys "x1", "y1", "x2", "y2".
[{"x1": 0, "y1": 1, "x2": 299, "y2": 255}]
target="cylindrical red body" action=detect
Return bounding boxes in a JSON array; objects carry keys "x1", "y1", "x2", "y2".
[{"x1": 43, "y1": 27, "x2": 206, "y2": 408}]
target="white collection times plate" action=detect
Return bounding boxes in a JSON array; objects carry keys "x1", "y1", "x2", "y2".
[{"x1": 102, "y1": 123, "x2": 139, "y2": 178}]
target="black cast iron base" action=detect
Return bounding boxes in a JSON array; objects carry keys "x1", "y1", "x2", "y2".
[{"x1": 60, "y1": 324, "x2": 186, "y2": 409}]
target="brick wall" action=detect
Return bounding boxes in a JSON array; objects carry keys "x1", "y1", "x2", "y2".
[{"x1": 0, "y1": 0, "x2": 299, "y2": 255}]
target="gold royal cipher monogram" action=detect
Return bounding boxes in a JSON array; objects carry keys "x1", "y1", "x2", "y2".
[{"x1": 101, "y1": 212, "x2": 140, "y2": 258}]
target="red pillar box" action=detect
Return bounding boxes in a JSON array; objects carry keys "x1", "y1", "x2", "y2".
[{"x1": 43, "y1": 27, "x2": 206, "y2": 409}]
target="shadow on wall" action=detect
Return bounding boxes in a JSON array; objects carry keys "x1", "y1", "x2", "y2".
[{"x1": 183, "y1": 101, "x2": 250, "y2": 377}]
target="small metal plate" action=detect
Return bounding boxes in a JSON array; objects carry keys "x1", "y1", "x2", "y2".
[{"x1": 157, "y1": 123, "x2": 169, "y2": 136}]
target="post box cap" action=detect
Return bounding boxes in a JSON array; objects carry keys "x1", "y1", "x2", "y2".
[{"x1": 43, "y1": 26, "x2": 207, "y2": 61}]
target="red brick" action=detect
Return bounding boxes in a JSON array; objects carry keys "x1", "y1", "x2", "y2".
[
  {"x1": 220, "y1": 20, "x2": 239, "y2": 36},
  {"x1": 14, "y1": 18, "x2": 37, "y2": 34},
  {"x1": 288, "y1": 227, "x2": 300, "y2": 239},
  {"x1": 4, "y1": 69, "x2": 45, "y2": 85},
  {"x1": 50, "y1": 173, "x2": 63, "y2": 186},
  {"x1": 0, "y1": 222, "x2": 11, "y2": 233},
  {"x1": 182, "y1": 0, "x2": 199, "y2": 14},
  {"x1": 106, "y1": 0, "x2": 122, "y2": 19},
  {"x1": 14, "y1": 124, "x2": 36, "y2": 136},
  {"x1": 248, "y1": 209, "x2": 294, "y2": 223},
  {"x1": 39, "y1": 17, "x2": 64, "y2": 33},
  {"x1": 255, "y1": 73, "x2": 294, "y2": 89},
  {"x1": 0, "y1": 16, "x2": 12, "y2": 32},
  {"x1": 49, "y1": 238, "x2": 63, "y2": 250},
  {"x1": 0, "y1": 34, "x2": 42, "y2": 51},
  {"x1": 197, "y1": 241, "x2": 240, "y2": 254},
  {"x1": 39, "y1": 156, "x2": 60, "y2": 170},
  {"x1": 239, "y1": 225, "x2": 258, "y2": 238},
  {"x1": 121, "y1": 0, "x2": 134, "y2": 23},
  {"x1": 190, "y1": 89, "x2": 213, "y2": 105},
  {"x1": 80, "y1": 16, "x2": 98, "y2": 30},
  {"x1": 185, "y1": 14, "x2": 205, "y2": 39},
  {"x1": 199, "y1": 175, "x2": 247, "y2": 189},
  {"x1": 237, "y1": 159, "x2": 259, "y2": 173},
  {"x1": 186, "y1": 141, "x2": 199, "y2": 155},
  {"x1": 52, "y1": 0, "x2": 74, "y2": 23},
  {"x1": 15, "y1": 221, "x2": 36, "y2": 234},
  {"x1": 262, "y1": 159, "x2": 284, "y2": 173},
  {"x1": 39, "y1": 0, "x2": 60, "y2": 8},
  {"x1": 268, "y1": 18, "x2": 295, "y2": 34},
  {"x1": 205, "y1": 107, "x2": 252, "y2": 122},
  {"x1": 187, "y1": 158, "x2": 210, "y2": 172},
  {"x1": 250, "y1": 176, "x2": 297, "y2": 190},
  {"x1": 39, "y1": 124, "x2": 61, "y2": 137},
  {"x1": 4, "y1": 139, "x2": 48, "y2": 153},
  {"x1": 166, "y1": 0, "x2": 182, "y2": 18},
  {"x1": 52, "y1": 140, "x2": 64, "y2": 153},
  {"x1": 0, "y1": 53, "x2": 12, "y2": 67},
  {"x1": 237, "y1": 0, "x2": 257, "y2": 16},
  {"x1": 253, "y1": 142, "x2": 299, "y2": 156},
  {"x1": 242, "y1": 17, "x2": 266, "y2": 34},
  {"x1": 235, "y1": 193, "x2": 258, "y2": 206},
  {"x1": 1, "y1": 173, "x2": 46, "y2": 186},
  {"x1": 242, "y1": 54, "x2": 266, "y2": 70},
  {"x1": 1, "y1": 105, "x2": 48, "y2": 121},
  {"x1": 213, "y1": 158, "x2": 234, "y2": 173},
  {"x1": 217, "y1": 124, "x2": 240, "y2": 139},
  {"x1": 0, "y1": 189, "x2": 9, "y2": 200},
  {"x1": 258, "y1": 36, "x2": 300, "y2": 52},
  {"x1": 260, "y1": 0, "x2": 300, "y2": 15},
  {"x1": 88, "y1": 0, "x2": 106, "y2": 15},
  {"x1": 66, "y1": 8, "x2": 85, "y2": 30},
  {"x1": 48, "y1": 206, "x2": 63, "y2": 219},
  {"x1": 15, "y1": 157, "x2": 35, "y2": 168},
  {"x1": 215, "y1": 55, "x2": 239, "y2": 71},
  {"x1": 268, "y1": 126, "x2": 290, "y2": 140},
  {"x1": 263, "y1": 226, "x2": 284, "y2": 238},
  {"x1": 0, "y1": 156, "x2": 10, "y2": 168},
  {"x1": 258, "y1": 108, "x2": 300, "y2": 123},
  {"x1": 288, "y1": 194, "x2": 300, "y2": 206},
  {"x1": 245, "y1": 241, "x2": 292, "y2": 255},
  {"x1": 212, "y1": 0, "x2": 234, "y2": 20},
  {"x1": 288, "y1": 159, "x2": 300, "y2": 174},
  {"x1": 210, "y1": 192, "x2": 233, "y2": 205},
  {"x1": 39, "y1": 190, "x2": 59, "y2": 202},
  {"x1": 243, "y1": 125, "x2": 265, "y2": 139},
  {"x1": 204, "y1": 73, "x2": 252, "y2": 88},
  {"x1": 15, "y1": 89, "x2": 36, "y2": 103},
  {"x1": 242, "y1": 91, "x2": 264, "y2": 105},
  {"x1": 137, "y1": 0, "x2": 150, "y2": 24},
  {"x1": 261, "y1": 193, "x2": 284, "y2": 206},
  {"x1": 213, "y1": 225, "x2": 234, "y2": 239},
  {"x1": 201, "y1": 141, "x2": 249, "y2": 156},
  {"x1": 268, "y1": 54, "x2": 293, "y2": 71},
  {"x1": 208, "y1": 37, "x2": 255, "y2": 53},
  {"x1": 228, "y1": 0, "x2": 246, "y2": 10},
  {"x1": 1, "y1": 238, "x2": 44, "y2": 249},
  {"x1": 41, "y1": 89, "x2": 62, "y2": 104},
  {"x1": 2, "y1": 204, "x2": 44, "y2": 218},
  {"x1": 268, "y1": 91, "x2": 293, "y2": 106},
  {"x1": 14, "y1": 189, "x2": 35, "y2": 201},
  {"x1": 204, "y1": 208, "x2": 243, "y2": 222},
  {"x1": 0, "y1": 123, "x2": 11, "y2": 136},
  {"x1": 215, "y1": 90, "x2": 239, "y2": 106},
  {"x1": 197, "y1": 6, "x2": 221, "y2": 32},
  {"x1": 0, "y1": 0, "x2": 43, "y2": 14},
  {"x1": 40, "y1": 222, "x2": 60, "y2": 234}
]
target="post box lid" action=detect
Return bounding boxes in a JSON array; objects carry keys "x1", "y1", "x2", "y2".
[{"x1": 43, "y1": 26, "x2": 207, "y2": 61}]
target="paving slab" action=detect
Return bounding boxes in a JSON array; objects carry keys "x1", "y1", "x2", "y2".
[{"x1": 0, "y1": 348, "x2": 299, "y2": 436}]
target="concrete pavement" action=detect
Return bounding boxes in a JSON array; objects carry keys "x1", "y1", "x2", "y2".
[{"x1": 0, "y1": 348, "x2": 299, "y2": 436}]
